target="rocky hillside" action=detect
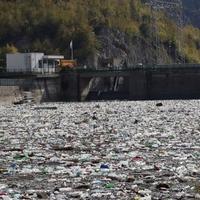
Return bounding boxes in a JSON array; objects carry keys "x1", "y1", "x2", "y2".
[{"x1": 0, "y1": 0, "x2": 200, "y2": 68}]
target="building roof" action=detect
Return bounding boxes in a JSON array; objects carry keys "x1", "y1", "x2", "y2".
[{"x1": 43, "y1": 55, "x2": 64, "y2": 59}]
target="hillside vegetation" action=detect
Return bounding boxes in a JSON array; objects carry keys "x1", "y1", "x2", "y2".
[{"x1": 0, "y1": 0, "x2": 200, "y2": 66}]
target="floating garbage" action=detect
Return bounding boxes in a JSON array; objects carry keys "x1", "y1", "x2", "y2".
[
  {"x1": 100, "y1": 164, "x2": 109, "y2": 169},
  {"x1": 0, "y1": 100, "x2": 199, "y2": 199}
]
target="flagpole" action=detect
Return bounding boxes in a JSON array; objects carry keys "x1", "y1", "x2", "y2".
[{"x1": 70, "y1": 40, "x2": 74, "y2": 60}]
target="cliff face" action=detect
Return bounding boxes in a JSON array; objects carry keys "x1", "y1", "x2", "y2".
[{"x1": 88, "y1": 27, "x2": 177, "y2": 68}]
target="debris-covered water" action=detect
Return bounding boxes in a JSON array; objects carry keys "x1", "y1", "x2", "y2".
[{"x1": 0, "y1": 100, "x2": 200, "y2": 200}]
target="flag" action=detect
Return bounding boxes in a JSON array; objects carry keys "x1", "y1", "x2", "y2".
[{"x1": 70, "y1": 40, "x2": 73, "y2": 49}]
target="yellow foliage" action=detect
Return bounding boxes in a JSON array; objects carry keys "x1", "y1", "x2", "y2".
[
  {"x1": 183, "y1": 46, "x2": 200, "y2": 63},
  {"x1": 0, "y1": 0, "x2": 200, "y2": 63},
  {"x1": 0, "y1": 44, "x2": 18, "y2": 69},
  {"x1": 3, "y1": 44, "x2": 18, "y2": 54},
  {"x1": 181, "y1": 25, "x2": 200, "y2": 62}
]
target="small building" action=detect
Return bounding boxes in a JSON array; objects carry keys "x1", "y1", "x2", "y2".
[{"x1": 6, "y1": 53, "x2": 64, "y2": 73}]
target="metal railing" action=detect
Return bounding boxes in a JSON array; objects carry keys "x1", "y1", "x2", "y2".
[{"x1": 1, "y1": 63, "x2": 200, "y2": 75}]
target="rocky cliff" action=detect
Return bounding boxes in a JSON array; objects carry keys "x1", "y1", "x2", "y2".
[{"x1": 88, "y1": 27, "x2": 180, "y2": 68}]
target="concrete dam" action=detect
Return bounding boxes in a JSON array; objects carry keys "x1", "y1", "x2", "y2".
[{"x1": 1, "y1": 64, "x2": 200, "y2": 103}]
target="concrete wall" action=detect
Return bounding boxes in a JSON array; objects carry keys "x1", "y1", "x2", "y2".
[
  {"x1": 145, "y1": 71, "x2": 200, "y2": 99},
  {"x1": 60, "y1": 72, "x2": 95, "y2": 101},
  {"x1": 60, "y1": 72, "x2": 79, "y2": 101},
  {"x1": 129, "y1": 71, "x2": 147, "y2": 99},
  {"x1": 128, "y1": 70, "x2": 200, "y2": 100},
  {"x1": 0, "y1": 77, "x2": 61, "y2": 104},
  {"x1": 70, "y1": 69, "x2": 200, "y2": 101},
  {"x1": 32, "y1": 78, "x2": 61, "y2": 102}
]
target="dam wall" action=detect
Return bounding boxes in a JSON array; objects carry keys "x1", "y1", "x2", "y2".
[
  {"x1": 1, "y1": 65, "x2": 200, "y2": 103},
  {"x1": 73, "y1": 67, "x2": 200, "y2": 101},
  {"x1": 129, "y1": 68, "x2": 200, "y2": 100}
]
